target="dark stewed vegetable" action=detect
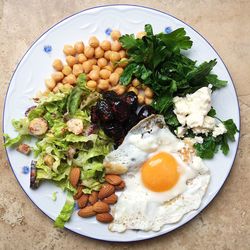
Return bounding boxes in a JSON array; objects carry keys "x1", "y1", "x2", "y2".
[{"x1": 90, "y1": 91, "x2": 155, "y2": 146}]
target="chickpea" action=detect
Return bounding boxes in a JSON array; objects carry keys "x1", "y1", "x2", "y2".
[
  {"x1": 63, "y1": 74, "x2": 76, "y2": 85},
  {"x1": 63, "y1": 45, "x2": 76, "y2": 56},
  {"x1": 104, "y1": 64, "x2": 114, "y2": 72},
  {"x1": 92, "y1": 65, "x2": 100, "y2": 71},
  {"x1": 99, "y1": 69, "x2": 111, "y2": 79},
  {"x1": 98, "y1": 79, "x2": 109, "y2": 90},
  {"x1": 53, "y1": 86, "x2": 59, "y2": 93},
  {"x1": 112, "y1": 84, "x2": 126, "y2": 95},
  {"x1": 89, "y1": 36, "x2": 99, "y2": 48},
  {"x1": 73, "y1": 64, "x2": 83, "y2": 76},
  {"x1": 128, "y1": 86, "x2": 139, "y2": 95},
  {"x1": 119, "y1": 50, "x2": 126, "y2": 59},
  {"x1": 89, "y1": 69, "x2": 99, "y2": 81},
  {"x1": 86, "y1": 80, "x2": 97, "y2": 89},
  {"x1": 111, "y1": 30, "x2": 121, "y2": 41},
  {"x1": 109, "y1": 72, "x2": 120, "y2": 86},
  {"x1": 95, "y1": 47, "x2": 104, "y2": 58},
  {"x1": 144, "y1": 87, "x2": 154, "y2": 98},
  {"x1": 100, "y1": 40, "x2": 111, "y2": 51},
  {"x1": 136, "y1": 31, "x2": 147, "y2": 39},
  {"x1": 82, "y1": 61, "x2": 92, "y2": 73},
  {"x1": 45, "y1": 78, "x2": 56, "y2": 90},
  {"x1": 88, "y1": 58, "x2": 97, "y2": 66},
  {"x1": 51, "y1": 72, "x2": 64, "y2": 82},
  {"x1": 78, "y1": 53, "x2": 87, "y2": 63},
  {"x1": 97, "y1": 58, "x2": 108, "y2": 68},
  {"x1": 57, "y1": 83, "x2": 64, "y2": 89},
  {"x1": 144, "y1": 97, "x2": 153, "y2": 105},
  {"x1": 114, "y1": 67, "x2": 123, "y2": 76},
  {"x1": 74, "y1": 41, "x2": 84, "y2": 54},
  {"x1": 64, "y1": 83, "x2": 73, "y2": 90},
  {"x1": 66, "y1": 55, "x2": 77, "y2": 67},
  {"x1": 52, "y1": 59, "x2": 63, "y2": 71},
  {"x1": 119, "y1": 58, "x2": 128, "y2": 68},
  {"x1": 132, "y1": 78, "x2": 140, "y2": 87},
  {"x1": 62, "y1": 65, "x2": 72, "y2": 76},
  {"x1": 137, "y1": 94, "x2": 145, "y2": 104},
  {"x1": 104, "y1": 50, "x2": 111, "y2": 60},
  {"x1": 111, "y1": 40, "x2": 122, "y2": 52},
  {"x1": 84, "y1": 46, "x2": 95, "y2": 58},
  {"x1": 109, "y1": 51, "x2": 121, "y2": 62}
]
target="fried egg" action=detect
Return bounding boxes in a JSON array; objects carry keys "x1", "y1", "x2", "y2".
[{"x1": 103, "y1": 115, "x2": 210, "y2": 232}]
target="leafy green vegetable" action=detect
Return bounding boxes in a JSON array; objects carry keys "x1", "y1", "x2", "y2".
[
  {"x1": 119, "y1": 24, "x2": 237, "y2": 157},
  {"x1": 194, "y1": 119, "x2": 238, "y2": 159},
  {"x1": 4, "y1": 134, "x2": 24, "y2": 147},
  {"x1": 67, "y1": 87, "x2": 83, "y2": 115},
  {"x1": 54, "y1": 193, "x2": 75, "y2": 228},
  {"x1": 194, "y1": 136, "x2": 218, "y2": 159}
]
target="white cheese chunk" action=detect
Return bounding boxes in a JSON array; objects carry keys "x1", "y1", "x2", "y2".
[{"x1": 212, "y1": 122, "x2": 227, "y2": 137}]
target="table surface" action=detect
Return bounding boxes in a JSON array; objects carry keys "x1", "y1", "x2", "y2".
[{"x1": 0, "y1": 0, "x2": 249, "y2": 249}]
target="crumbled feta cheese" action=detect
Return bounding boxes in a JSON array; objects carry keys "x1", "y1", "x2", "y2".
[
  {"x1": 173, "y1": 87, "x2": 212, "y2": 128},
  {"x1": 175, "y1": 126, "x2": 187, "y2": 138},
  {"x1": 194, "y1": 136, "x2": 204, "y2": 144},
  {"x1": 212, "y1": 122, "x2": 227, "y2": 137},
  {"x1": 192, "y1": 116, "x2": 216, "y2": 135}
]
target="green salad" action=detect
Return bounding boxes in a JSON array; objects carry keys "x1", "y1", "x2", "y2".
[{"x1": 4, "y1": 74, "x2": 113, "y2": 228}]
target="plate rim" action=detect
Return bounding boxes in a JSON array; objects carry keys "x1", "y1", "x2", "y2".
[{"x1": 2, "y1": 3, "x2": 241, "y2": 242}]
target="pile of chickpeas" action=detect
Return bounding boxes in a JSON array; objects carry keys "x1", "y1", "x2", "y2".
[{"x1": 42, "y1": 30, "x2": 153, "y2": 105}]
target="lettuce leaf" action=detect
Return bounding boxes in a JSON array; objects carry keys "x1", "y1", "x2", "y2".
[{"x1": 54, "y1": 193, "x2": 75, "y2": 228}]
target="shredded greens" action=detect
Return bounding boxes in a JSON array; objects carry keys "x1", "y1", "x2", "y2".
[
  {"x1": 4, "y1": 73, "x2": 113, "y2": 227},
  {"x1": 119, "y1": 24, "x2": 238, "y2": 158}
]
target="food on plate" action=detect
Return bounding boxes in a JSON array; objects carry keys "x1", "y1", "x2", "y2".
[
  {"x1": 4, "y1": 24, "x2": 238, "y2": 232},
  {"x1": 105, "y1": 115, "x2": 210, "y2": 232}
]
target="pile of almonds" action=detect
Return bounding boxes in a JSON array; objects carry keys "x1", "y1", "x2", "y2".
[
  {"x1": 69, "y1": 167, "x2": 125, "y2": 223},
  {"x1": 37, "y1": 29, "x2": 154, "y2": 105}
]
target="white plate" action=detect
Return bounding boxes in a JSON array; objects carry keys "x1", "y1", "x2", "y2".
[{"x1": 3, "y1": 4, "x2": 240, "y2": 242}]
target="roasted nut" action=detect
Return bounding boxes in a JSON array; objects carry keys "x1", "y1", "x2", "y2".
[
  {"x1": 115, "y1": 180, "x2": 126, "y2": 190},
  {"x1": 96, "y1": 213, "x2": 113, "y2": 223},
  {"x1": 73, "y1": 185, "x2": 83, "y2": 200},
  {"x1": 93, "y1": 201, "x2": 110, "y2": 213},
  {"x1": 78, "y1": 206, "x2": 96, "y2": 218},
  {"x1": 98, "y1": 183, "x2": 115, "y2": 199},
  {"x1": 89, "y1": 191, "x2": 98, "y2": 205},
  {"x1": 77, "y1": 194, "x2": 89, "y2": 208},
  {"x1": 103, "y1": 194, "x2": 118, "y2": 205},
  {"x1": 69, "y1": 167, "x2": 81, "y2": 187},
  {"x1": 105, "y1": 174, "x2": 122, "y2": 186}
]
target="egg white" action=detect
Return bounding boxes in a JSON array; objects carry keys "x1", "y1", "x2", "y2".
[{"x1": 103, "y1": 115, "x2": 210, "y2": 232}]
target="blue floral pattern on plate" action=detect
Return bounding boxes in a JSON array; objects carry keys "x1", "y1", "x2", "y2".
[
  {"x1": 44, "y1": 45, "x2": 52, "y2": 53},
  {"x1": 22, "y1": 166, "x2": 29, "y2": 174},
  {"x1": 105, "y1": 28, "x2": 112, "y2": 35},
  {"x1": 164, "y1": 26, "x2": 172, "y2": 34}
]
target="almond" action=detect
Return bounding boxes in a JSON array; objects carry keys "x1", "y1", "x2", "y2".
[
  {"x1": 69, "y1": 167, "x2": 81, "y2": 187},
  {"x1": 73, "y1": 185, "x2": 83, "y2": 200},
  {"x1": 96, "y1": 213, "x2": 114, "y2": 223},
  {"x1": 98, "y1": 183, "x2": 115, "y2": 199},
  {"x1": 77, "y1": 194, "x2": 89, "y2": 208},
  {"x1": 105, "y1": 174, "x2": 122, "y2": 185},
  {"x1": 115, "y1": 180, "x2": 126, "y2": 190},
  {"x1": 93, "y1": 201, "x2": 110, "y2": 213},
  {"x1": 103, "y1": 194, "x2": 118, "y2": 205},
  {"x1": 89, "y1": 191, "x2": 98, "y2": 205},
  {"x1": 78, "y1": 206, "x2": 96, "y2": 218}
]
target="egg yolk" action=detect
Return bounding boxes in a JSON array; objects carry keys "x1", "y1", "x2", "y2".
[{"x1": 141, "y1": 152, "x2": 180, "y2": 192}]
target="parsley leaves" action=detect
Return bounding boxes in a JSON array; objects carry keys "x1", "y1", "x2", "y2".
[{"x1": 119, "y1": 24, "x2": 238, "y2": 159}]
